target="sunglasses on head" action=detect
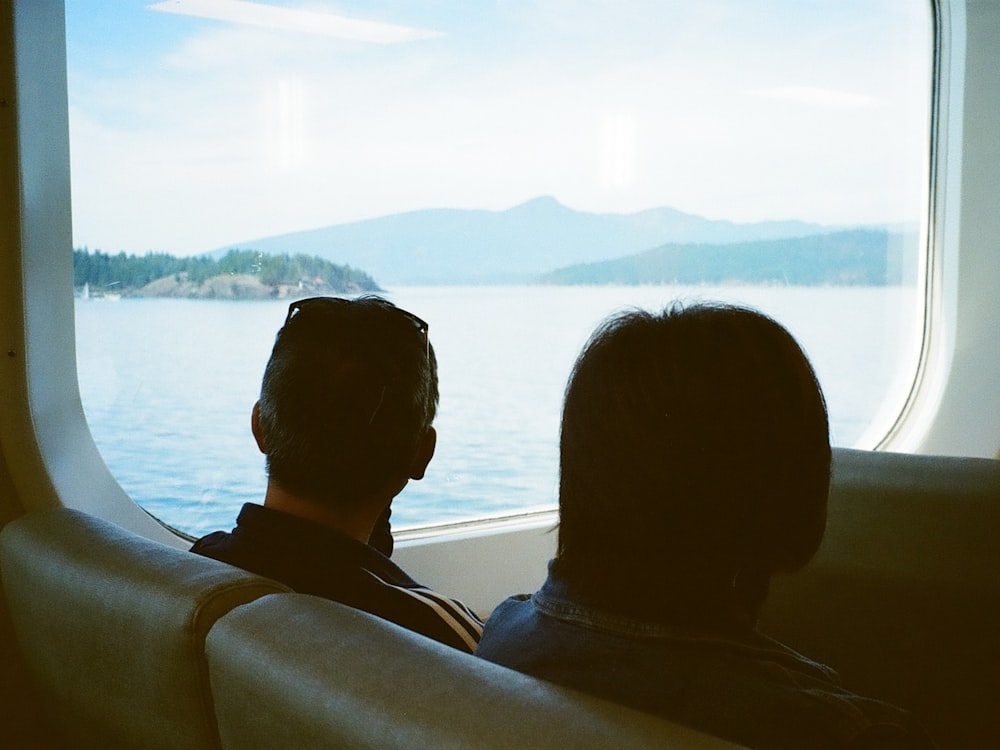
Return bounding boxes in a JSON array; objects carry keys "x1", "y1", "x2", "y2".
[{"x1": 284, "y1": 296, "x2": 429, "y2": 356}]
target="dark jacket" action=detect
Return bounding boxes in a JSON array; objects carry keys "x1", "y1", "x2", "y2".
[
  {"x1": 475, "y1": 561, "x2": 936, "y2": 749},
  {"x1": 192, "y1": 503, "x2": 483, "y2": 652}
]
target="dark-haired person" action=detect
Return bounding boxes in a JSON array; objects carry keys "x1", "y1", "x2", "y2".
[
  {"x1": 475, "y1": 303, "x2": 935, "y2": 748},
  {"x1": 192, "y1": 295, "x2": 484, "y2": 653}
]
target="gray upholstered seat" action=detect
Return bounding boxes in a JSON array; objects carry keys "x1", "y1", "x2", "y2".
[
  {"x1": 0, "y1": 508, "x2": 290, "y2": 750},
  {"x1": 206, "y1": 592, "x2": 743, "y2": 749},
  {"x1": 761, "y1": 448, "x2": 1000, "y2": 748}
]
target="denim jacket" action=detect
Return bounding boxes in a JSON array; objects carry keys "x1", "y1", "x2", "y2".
[{"x1": 475, "y1": 562, "x2": 935, "y2": 750}]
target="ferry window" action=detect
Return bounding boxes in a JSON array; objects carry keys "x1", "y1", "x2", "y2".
[{"x1": 69, "y1": 1, "x2": 933, "y2": 536}]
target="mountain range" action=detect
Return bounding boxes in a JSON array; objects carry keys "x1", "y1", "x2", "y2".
[{"x1": 216, "y1": 196, "x2": 863, "y2": 286}]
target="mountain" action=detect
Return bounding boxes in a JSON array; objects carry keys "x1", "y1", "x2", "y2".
[
  {"x1": 537, "y1": 229, "x2": 916, "y2": 286},
  {"x1": 215, "y1": 197, "x2": 841, "y2": 285}
]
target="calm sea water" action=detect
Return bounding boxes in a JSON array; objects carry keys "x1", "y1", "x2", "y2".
[{"x1": 75, "y1": 285, "x2": 921, "y2": 537}]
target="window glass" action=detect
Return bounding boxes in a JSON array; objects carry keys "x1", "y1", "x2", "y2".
[{"x1": 69, "y1": 1, "x2": 932, "y2": 536}]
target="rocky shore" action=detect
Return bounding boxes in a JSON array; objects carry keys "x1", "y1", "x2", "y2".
[{"x1": 133, "y1": 273, "x2": 376, "y2": 300}]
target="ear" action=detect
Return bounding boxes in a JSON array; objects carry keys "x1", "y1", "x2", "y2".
[
  {"x1": 409, "y1": 427, "x2": 436, "y2": 480},
  {"x1": 251, "y1": 401, "x2": 267, "y2": 454}
]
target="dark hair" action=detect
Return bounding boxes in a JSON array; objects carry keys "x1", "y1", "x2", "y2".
[
  {"x1": 555, "y1": 302, "x2": 830, "y2": 622},
  {"x1": 257, "y1": 295, "x2": 437, "y2": 505}
]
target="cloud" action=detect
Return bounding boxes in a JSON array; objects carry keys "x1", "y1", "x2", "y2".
[
  {"x1": 147, "y1": 0, "x2": 443, "y2": 43},
  {"x1": 749, "y1": 85, "x2": 878, "y2": 109}
]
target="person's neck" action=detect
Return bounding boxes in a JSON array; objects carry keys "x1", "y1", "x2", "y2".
[{"x1": 261, "y1": 480, "x2": 387, "y2": 546}]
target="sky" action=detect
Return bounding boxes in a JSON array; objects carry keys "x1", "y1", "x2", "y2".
[{"x1": 65, "y1": 0, "x2": 933, "y2": 256}]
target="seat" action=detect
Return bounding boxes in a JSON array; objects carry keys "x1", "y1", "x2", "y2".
[
  {"x1": 760, "y1": 448, "x2": 1000, "y2": 748},
  {"x1": 0, "y1": 507, "x2": 290, "y2": 750},
  {"x1": 206, "y1": 592, "x2": 744, "y2": 749}
]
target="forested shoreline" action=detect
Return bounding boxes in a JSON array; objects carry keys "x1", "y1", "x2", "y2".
[
  {"x1": 537, "y1": 230, "x2": 913, "y2": 286},
  {"x1": 73, "y1": 248, "x2": 380, "y2": 298}
]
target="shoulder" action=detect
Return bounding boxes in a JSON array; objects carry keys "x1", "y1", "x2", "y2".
[
  {"x1": 361, "y1": 571, "x2": 485, "y2": 653},
  {"x1": 475, "y1": 594, "x2": 537, "y2": 661},
  {"x1": 189, "y1": 530, "x2": 231, "y2": 557},
  {"x1": 719, "y1": 645, "x2": 936, "y2": 749}
]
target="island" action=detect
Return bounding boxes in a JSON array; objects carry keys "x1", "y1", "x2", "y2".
[
  {"x1": 536, "y1": 230, "x2": 914, "y2": 287},
  {"x1": 74, "y1": 249, "x2": 380, "y2": 300}
]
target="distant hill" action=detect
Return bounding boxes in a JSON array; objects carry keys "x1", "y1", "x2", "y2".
[
  {"x1": 537, "y1": 230, "x2": 915, "y2": 286},
  {"x1": 215, "y1": 197, "x2": 845, "y2": 285}
]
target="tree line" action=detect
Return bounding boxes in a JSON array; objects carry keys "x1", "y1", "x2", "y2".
[
  {"x1": 73, "y1": 248, "x2": 379, "y2": 291},
  {"x1": 537, "y1": 229, "x2": 912, "y2": 286}
]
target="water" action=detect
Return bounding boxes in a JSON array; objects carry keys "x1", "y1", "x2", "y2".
[{"x1": 75, "y1": 285, "x2": 922, "y2": 537}]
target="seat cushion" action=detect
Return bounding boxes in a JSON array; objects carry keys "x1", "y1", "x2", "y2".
[{"x1": 0, "y1": 508, "x2": 290, "y2": 750}]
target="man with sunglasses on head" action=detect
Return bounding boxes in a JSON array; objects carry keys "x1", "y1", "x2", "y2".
[{"x1": 192, "y1": 295, "x2": 484, "y2": 653}]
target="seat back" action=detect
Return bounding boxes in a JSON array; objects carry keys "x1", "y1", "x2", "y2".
[
  {"x1": 761, "y1": 448, "x2": 1000, "y2": 748},
  {"x1": 0, "y1": 508, "x2": 290, "y2": 750},
  {"x1": 207, "y1": 593, "x2": 744, "y2": 750}
]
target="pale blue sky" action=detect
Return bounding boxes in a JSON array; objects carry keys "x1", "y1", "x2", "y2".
[{"x1": 65, "y1": 0, "x2": 933, "y2": 256}]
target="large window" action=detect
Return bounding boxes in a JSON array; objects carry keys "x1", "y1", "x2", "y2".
[{"x1": 69, "y1": 1, "x2": 933, "y2": 536}]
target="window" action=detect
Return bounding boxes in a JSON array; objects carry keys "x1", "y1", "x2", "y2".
[{"x1": 69, "y1": 1, "x2": 933, "y2": 536}]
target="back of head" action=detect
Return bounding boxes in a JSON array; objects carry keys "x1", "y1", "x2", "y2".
[
  {"x1": 556, "y1": 302, "x2": 830, "y2": 623},
  {"x1": 257, "y1": 295, "x2": 437, "y2": 507}
]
